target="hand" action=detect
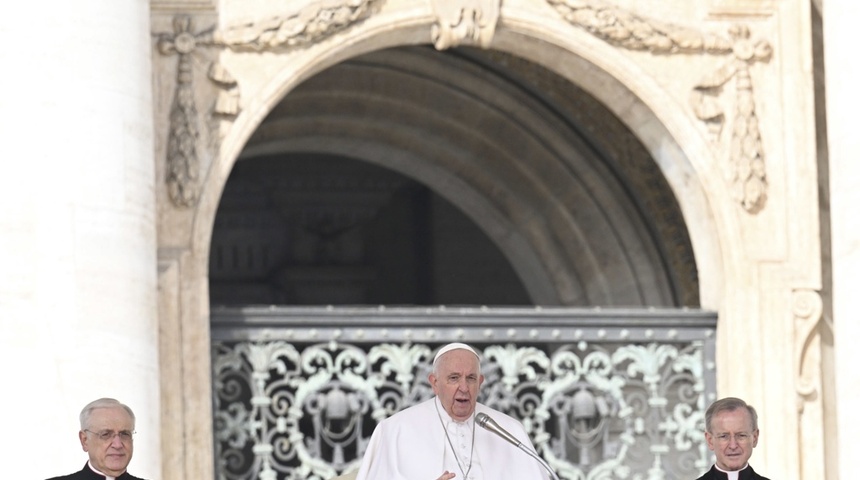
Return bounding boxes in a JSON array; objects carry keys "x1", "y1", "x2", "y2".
[{"x1": 435, "y1": 471, "x2": 456, "y2": 480}]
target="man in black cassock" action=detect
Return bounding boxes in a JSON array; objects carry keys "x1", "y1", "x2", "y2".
[
  {"x1": 47, "y1": 398, "x2": 146, "y2": 480},
  {"x1": 695, "y1": 397, "x2": 770, "y2": 480}
]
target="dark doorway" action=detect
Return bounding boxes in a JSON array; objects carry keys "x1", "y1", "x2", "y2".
[{"x1": 209, "y1": 153, "x2": 532, "y2": 306}]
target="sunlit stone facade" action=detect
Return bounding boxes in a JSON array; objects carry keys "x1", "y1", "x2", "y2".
[{"x1": 1, "y1": 1, "x2": 857, "y2": 479}]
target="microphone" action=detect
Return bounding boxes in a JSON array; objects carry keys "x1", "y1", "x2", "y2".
[
  {"x1": 475, "y1": 412, "x2": 560, "y2": 480},
  {"x1": 476, "y1": 412, "x2": 524, "y2": 447}
]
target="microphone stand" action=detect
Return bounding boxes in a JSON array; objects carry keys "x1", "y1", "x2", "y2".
[
  {"x1": 515, "y1": 442, "x2": 561, "y2": 480},
  {"x1": 476, "y1": 413, "x2": 561, "y2": 480}
]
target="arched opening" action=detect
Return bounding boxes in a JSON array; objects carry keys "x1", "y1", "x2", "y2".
[
  {"x1": 210, "y1": 152, "x2": 532, "y2": 306},
  {"x1": 205, "y1": 45, "x2": 715, "y2": 480},
  {"x1": 210, "y1": 46, "x2": 698, "y2": 308}
]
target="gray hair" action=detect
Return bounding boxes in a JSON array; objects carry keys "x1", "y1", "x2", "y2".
[
  {"x1": 79, "y1": 398, "x2": 136, "y2": 430},
  {"x1": 704, "y1": 397, "x2": 758, "y2": 433}
]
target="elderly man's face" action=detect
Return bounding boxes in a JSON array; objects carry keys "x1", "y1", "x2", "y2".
[
  {"x1": 78, "y1": 406, "x2": 135, "y2": 477},
  {"x1": 429, "y1": 349, "x2": 484, "y2": 421},
  {"x1": 705, "y1": 408, "x2": 759, "y2": 471}
]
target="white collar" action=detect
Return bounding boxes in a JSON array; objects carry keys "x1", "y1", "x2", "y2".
[
  {"x1": 88, "y1": 461, "x2": 117, "y2": 480},
  {"x1": 715, "y1": 463, "x2": 749, "y2": 480}
]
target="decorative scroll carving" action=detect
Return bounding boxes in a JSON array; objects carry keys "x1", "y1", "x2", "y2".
[
  {"x1": 212, "y1": 337, "x2": 713, "y2": 479},
  {"x1": 545, "y1": 0, "x2": 773, "y2": 213},
  {"x1": 214, "y1": 0, "x2": 383, "y2": 51},
  {"x1": 792, "y1": 289, "x2": 823, "y2": 409},
  {"x1": 430, "y1": 0, "x2": 501, "y2": 50},
  {"x1": 157, "y1": 15, "x2": 240, "y2": 208}
]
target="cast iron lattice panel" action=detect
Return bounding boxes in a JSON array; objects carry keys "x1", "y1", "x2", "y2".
[{"x1": 211, "y1": 306, "x2": 717, "y2": 480}]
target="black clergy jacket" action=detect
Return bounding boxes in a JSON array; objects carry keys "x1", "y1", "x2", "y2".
[
  {"x1": 46, "y1": 462, "x2": 146, "y2": 480},
  {"x1": 695, "y1": 464, "x2": 771, "y2": 480}
]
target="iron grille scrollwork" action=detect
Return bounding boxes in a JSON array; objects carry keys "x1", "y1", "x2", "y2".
[{"x1": 211, "y1": 307, "x2": 716, "y2": 480}]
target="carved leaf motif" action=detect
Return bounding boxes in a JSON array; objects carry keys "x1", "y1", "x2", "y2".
[
  {"x1": 369, "y1": 343, "x2": 431, "y2": 388},
  {"x1": 215, "y1": 0, "x2": 381, "y2": 51},
  {"x1": 484, "y1": 344, "x2": 550, "y2": 387},
  {"x1": 546, "y1": 0, "x2": 732, "y2": 54},
  {"x1": 241, "y1": 341, "x2": 300, "y2": 377},
  {"x1": 612, "y1": 344, "x2": 678, "y2": 386}
]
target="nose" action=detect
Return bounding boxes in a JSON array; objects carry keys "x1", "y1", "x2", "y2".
[{"x1": 109, "y1": 435, "x2": 125, "y2": 448}]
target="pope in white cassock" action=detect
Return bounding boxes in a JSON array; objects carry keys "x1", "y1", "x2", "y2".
[{"x1": 355, "y1": 342, "x2": 551, "y2": 480}]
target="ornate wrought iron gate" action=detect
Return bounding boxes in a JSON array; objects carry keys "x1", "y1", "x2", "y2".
[{"x1": 211, "y1": 306, "x2": 717, "y2": 480}]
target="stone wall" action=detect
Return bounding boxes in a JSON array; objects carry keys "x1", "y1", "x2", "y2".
[{"x1": 148, "y1": 1, "x2": 826, "y2": 479}]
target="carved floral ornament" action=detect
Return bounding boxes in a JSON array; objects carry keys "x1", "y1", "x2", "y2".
[{"x1": 156, "y1": 0, "x2": 773, "y2": 213}]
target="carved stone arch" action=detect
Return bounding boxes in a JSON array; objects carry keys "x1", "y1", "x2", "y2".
[
  {"x1": 196, "y1": 16, "x2": 736, "y2": 311},
  {"x1": 486, "y1": 23, "x2": 740, "y2": 310},
  {"x1": 226, "y1": 43, "x2": 704, "y2": 308},
  {"x1": 149, "y1": 1, "x2": 833, "y2": 478},
  {"x1": 176, "y1": 4, "x2": 748, "y2": 477}
]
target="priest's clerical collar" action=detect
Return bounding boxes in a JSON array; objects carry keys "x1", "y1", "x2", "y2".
[
  {"x1": 88, "y1": 461, "x2": 117, "y2": 480},
  {"x1": 715, "y1": 462, "x2": 749, "y2": 480}
]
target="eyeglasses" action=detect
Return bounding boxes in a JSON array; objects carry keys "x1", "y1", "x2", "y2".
[
  {"x1": 84, "y1": 429, "x2": 135, "y2": 443},
  {"x1": 712, "y1": 432, "x2": 753, "y2": 444}
]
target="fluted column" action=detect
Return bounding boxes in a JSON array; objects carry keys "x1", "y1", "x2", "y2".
[
  {"x1": 825, "y1": 2, "x2": 860, "y2": 478},
  {"x1": 0, "y1": 1, "x2": 159, "y2": 478}
]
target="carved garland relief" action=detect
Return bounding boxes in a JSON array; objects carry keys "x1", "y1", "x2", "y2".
[
  {"x1": 154, "y1": 0, "x2": 773, "y2": 211},
  {"x1": 544, "y1": 0, "x2": 772, "y2": 212},
  {"x1": 155, "y1": 0, "x2": 383, "y2": 208}
]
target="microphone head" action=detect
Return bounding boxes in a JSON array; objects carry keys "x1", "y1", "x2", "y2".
[{"x1": 476, "y1": 412, "x2": 489, "y2": 427}]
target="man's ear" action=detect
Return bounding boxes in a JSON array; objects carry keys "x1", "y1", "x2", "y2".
[
  {"x1": 79, "y1": 430, "x2": 89, "y2": 452},
  {"x1": 428, "y1": 372, "x2": 437, "y2": 389}
]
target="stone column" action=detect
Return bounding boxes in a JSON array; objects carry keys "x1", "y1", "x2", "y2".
[
  {"x1": 0, "y1": 1, "x2": 159, "y2": 478},
  {"x1": 824, "y1": 2, "x2": 860, "y2": 478}
]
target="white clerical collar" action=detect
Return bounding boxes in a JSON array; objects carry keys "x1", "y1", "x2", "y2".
[
  {"x1": 715, "y1": 463, "x2": 748, "y2": 480},
  {"x1": 88, "y1": 461, "x2": 117, "y2": 480}
]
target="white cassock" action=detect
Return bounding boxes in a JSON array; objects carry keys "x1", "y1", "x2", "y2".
[{"x1": 355, "y1": 397, "x2": 550, "y2": 480}]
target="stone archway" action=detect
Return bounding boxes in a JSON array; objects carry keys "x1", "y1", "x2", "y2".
[
  {"x1": 152, "y1": 2, "x2": 826, "y2": 479},
  {"x1": 225, "y1": 45, "x2": 699, "y2": 308}
]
